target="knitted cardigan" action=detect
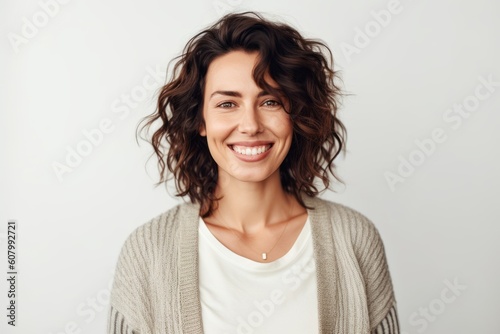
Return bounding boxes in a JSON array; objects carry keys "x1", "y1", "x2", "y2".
[{"x1": 109, "y1": 196, "x2": 399, "y2": 333}]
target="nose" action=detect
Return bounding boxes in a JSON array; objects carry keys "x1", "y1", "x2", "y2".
[{"x1": 238, "y1": 105, "x2": 262, "y2": 135}]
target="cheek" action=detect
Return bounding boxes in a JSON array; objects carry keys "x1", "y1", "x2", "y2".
[
  {"x1": 205, "y1": 115, "x2": 233, "y2": 141},
  {"x1": 268, "y1": 113, "x2": 293, "y2": 137}
]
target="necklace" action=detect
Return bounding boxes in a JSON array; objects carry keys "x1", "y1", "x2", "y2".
[{"x1": 212, "y1": 206, "x2": 294, "y2": 261}]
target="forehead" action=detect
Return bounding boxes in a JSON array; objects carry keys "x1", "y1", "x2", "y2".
[
  {"x1": 205, "y1": 50, "x2": 257, "y2": 86},
  {"x1": 204, "y1": 50, "x2": 278, "y2": 93}
]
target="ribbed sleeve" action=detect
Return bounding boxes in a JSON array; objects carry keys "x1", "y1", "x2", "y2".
[
  {"x1": 349, "y1": 207, "x2": 398, "y2": 333},
  {"x1": 108, "y1": 306, "x2": 139, "y2": 334},
  {"x1": 109, "y1": 221, "x2": 155, "y2": 333},
  {"x1": 371, "y1": 303, "x2": 400, "y2": 334},
  {"x1": 353, "y1": 214, "x2": 395, "y2": 329}
]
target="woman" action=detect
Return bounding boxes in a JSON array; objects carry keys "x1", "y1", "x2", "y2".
[{"x1": 109, "y1": 12, "x2": 399, "y2": 334}]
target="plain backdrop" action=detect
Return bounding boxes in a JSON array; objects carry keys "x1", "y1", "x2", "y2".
[{"x1": 1, "y1": 0, "x2": 499, "y2": 333}]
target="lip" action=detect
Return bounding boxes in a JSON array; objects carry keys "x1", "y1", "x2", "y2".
[
  {"x1": 228, "y1": 141, "x2": 274, "y2": 147},
  {"x1": 228, "y1": 143, "x2": 273, "y2": 162}
]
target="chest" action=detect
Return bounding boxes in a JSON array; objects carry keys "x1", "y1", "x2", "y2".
[{"x1": 198, "y1": 222, "x2": 319, "y2": 333}]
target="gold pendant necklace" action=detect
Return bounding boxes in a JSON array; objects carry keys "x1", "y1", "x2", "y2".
[{"x1": 212, "y1": 208, "x2": 292, "y2": 261}]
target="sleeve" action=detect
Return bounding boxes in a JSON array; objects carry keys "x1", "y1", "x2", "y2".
[
  {"x1": 371, "y1": 304, "x2": 400, "y2": 334},
  {"x1": 108, "y1": 227, "x2": 151, "y2": 334},
  {"x1": 351, "y1": 212, "x2": 400, "y2": 334},
  {"x1": 108, "y1": 306, "x2": 139, "y2": 334}
]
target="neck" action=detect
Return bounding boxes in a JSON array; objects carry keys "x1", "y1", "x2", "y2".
[{"x1": 213, "y1": 171, "x2": 299, "y2": 234}]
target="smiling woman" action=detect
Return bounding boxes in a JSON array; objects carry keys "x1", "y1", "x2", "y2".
[{"x1": 108, "y1": 11, "x2": 399, "y2": 334}]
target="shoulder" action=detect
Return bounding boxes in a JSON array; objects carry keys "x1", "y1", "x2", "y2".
[
  {"x1": 304, "y1": 196, "x2": 379, "y2": 243},
  {"x1": 110, "y1": 201, "x2": 200, "y2": 319},
  {"x1": 306, "y1": 197, "x2": 397, "y2": 328},
  {"x1": 306, "y1": 198, "x2": 385, "y2": 266}
]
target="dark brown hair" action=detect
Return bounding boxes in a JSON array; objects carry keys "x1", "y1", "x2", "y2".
[{"x1": 138, "y1": 11, "x2": 346, "y2": 217}]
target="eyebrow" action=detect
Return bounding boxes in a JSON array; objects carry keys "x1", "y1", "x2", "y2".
[{"x1": 209, "y1": 90, "x2": 271, "y2": 99}]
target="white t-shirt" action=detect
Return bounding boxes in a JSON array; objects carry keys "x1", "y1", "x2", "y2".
[{"x1": 198, "y1": 216, "x2": 318, "y2": 334}]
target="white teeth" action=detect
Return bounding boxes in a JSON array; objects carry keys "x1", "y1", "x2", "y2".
[{"x1": 232, "y1": 145, "x2": 271, "y2": 156}]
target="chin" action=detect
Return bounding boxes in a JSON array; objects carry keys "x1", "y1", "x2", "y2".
[{"x1": 219, "y1": 167, "x2": 279, "y2": 185}]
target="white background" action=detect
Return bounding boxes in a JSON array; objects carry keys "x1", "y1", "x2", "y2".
[{"x1": 1, "y1": 0, "x2": 499, "y2": 333}]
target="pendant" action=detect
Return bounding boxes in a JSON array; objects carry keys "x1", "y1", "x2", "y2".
[{"x1": 262, "y1": 253, "x2": 267, "y2": 260}]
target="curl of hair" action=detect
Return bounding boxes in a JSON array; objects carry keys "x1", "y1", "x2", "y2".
[{"x1": 138, "y1": 11, "x2": 346, "y2": 217}]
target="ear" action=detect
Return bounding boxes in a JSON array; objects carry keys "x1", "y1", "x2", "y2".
[{"x1": 199, "y1": 122, "x2": 206, "y2": 137}]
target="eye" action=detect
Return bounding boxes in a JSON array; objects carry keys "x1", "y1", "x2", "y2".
[
  {"x1": 262, "y1": 100, "x2": 282, "y2": 108},
  {"x1": 216, "y1": 101, "x2": 236, "y2": 108}
]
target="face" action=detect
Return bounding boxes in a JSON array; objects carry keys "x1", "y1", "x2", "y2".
[{"x1": 199, "y1": 50, "x2": 293, "y2": 185}]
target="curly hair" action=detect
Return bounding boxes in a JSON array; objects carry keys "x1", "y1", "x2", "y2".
[{"x1": 138, "y1": 11, "x2": 346, "y2": 217}]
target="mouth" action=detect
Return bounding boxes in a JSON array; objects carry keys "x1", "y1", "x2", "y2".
[{"x1": 228, "y1": 144, "x2": 273, "y2": 156}]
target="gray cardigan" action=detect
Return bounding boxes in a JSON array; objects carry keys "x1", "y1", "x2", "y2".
[{"x1": 109, "y1": 196, "x2": 399, "y2": 333}]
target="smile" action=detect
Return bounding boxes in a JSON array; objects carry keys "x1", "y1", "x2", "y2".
[{"x1": 230, "y1": 144, "x2": 272, "y2": 156}]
